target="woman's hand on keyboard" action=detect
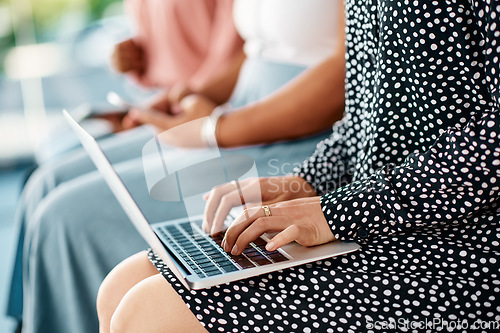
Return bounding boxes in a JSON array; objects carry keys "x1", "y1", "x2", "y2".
[
  {"x1": 203, "y1": 176, "x2": 317, "y2": 236},
  {"x1": 221, "y1": 196, "x2": 336, "y2": 255}
]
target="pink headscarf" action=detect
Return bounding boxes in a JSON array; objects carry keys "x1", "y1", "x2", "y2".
[{"x1": 125, "y1": 0, "x2": 243, "y2": 89}]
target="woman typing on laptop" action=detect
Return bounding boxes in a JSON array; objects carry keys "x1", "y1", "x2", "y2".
[
  {"x1": 97, "y1": 0, "x2": 500, "y2": 332},
  {"x1": 16, "y1": 1, "x2": 347, "y2": 332}
]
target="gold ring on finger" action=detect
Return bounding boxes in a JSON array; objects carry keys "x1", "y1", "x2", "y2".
[{"x1": 262, "y1": 205, "x2": 272, "y2": 217}]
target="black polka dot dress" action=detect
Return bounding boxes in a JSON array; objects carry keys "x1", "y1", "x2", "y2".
[{"x1": 149, "y1": 1, "x2": 500, "y2": 331}]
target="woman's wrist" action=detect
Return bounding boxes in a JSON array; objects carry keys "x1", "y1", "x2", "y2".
[
  {"x1": 261, "y1": 175, "x2": 318, "y2": 202},
  {"x1": 215, "y1": 114, "x2": 225, "y2": 147},
  {"x1": 215, "y1": 112, "x2": 229, "y2": 147},
  {"x1": 215, "y1": 112, "x2": 236, "y2": 148},
  {"x1": 200, "y1": 105, "x2": 228, "y2": 147},
  {"x1": 214, "y1": 104, "x2": 262, "y2": 147}
]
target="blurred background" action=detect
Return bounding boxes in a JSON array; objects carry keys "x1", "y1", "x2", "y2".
[{"x1": 0, "y1": 0, "x2": 139, "y2": 330}]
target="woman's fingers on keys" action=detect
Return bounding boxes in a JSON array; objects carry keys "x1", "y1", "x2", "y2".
[
  {"x1": 265, "y1": 224, "x2": 300, "y2": 252},
  {"x1": 210, "y1": 189, "x2": 243, "y2": 235},
  {"x1": 202, "y1": 182, "x2": 236, "y2": 233},
  {"x1": 230, "y1": 216, "x2": 290, "y2": 255},
  {"x1": 222, "y1": 205, "x2": 280, "y2": 253},
  {"x1": 222, "y1": 206, "x2": 260, "y2": 251},
  {"x1": 202, "y1": 181, "x2": 245, "y2": 233},
  {"x1": 204, "y1": 179, "x2": 260, "y2": 234}
]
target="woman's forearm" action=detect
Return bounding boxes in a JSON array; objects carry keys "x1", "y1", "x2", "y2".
[
  {"x1": 196, "y1": 50, "x2": 247, "y2": 105},
  {"x1": 217, "y1": 51, "x2": 346, "y2": 147}
]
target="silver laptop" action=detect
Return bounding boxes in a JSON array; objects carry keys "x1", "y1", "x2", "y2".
[{"x1": 63, "y1": 110, "x2": 360, "y2": 290}]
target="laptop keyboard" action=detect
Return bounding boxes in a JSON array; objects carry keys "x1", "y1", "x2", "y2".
[{"x1": 156, "y1": 222, "x2": 288, "y2": 278}]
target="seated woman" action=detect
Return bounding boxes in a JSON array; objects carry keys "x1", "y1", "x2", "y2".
[
  {"x1": 15, "y1": 1, "x2": 346, "y2": 332},
  {"x1": 112, "y1": 0, "x2": 243, "y2": 90},
  {"x1": 7, "y1": 0, "x2": 241, "y2": 329},
  {"x1": 34, "y1": 0, "x2": 242, "y2": 162},
  {"x1": 97, "y1": 0, "x2": 500, "y2": 331}
]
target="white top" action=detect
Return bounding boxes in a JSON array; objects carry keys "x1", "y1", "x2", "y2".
[{"x1": 233, "y1": 0, "x2": 339, "y2": 67}]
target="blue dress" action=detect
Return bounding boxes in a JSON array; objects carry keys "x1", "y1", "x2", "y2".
[{"x1": 8, "y1": 58, "x2": 330, "y2": 333}]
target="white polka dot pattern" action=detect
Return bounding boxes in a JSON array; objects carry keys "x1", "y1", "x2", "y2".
[
  {"x1": 149, "y1": 1, "x2": 500, "y2": 331},
  {"x1": 296, "y1": 0, "x2": 500, "y2": 243},
  {"x1": 149, "y1": 217, "x2": 499, "y2": 331}
]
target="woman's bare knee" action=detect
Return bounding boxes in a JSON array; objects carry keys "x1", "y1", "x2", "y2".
[
  {"x1": 97, "y1": 251, "x2": 158, "y2": 333},
  {"x1": 110, "y1": 274, "x2": 207, "y2": 333}
]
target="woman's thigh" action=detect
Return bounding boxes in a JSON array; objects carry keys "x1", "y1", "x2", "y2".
[
  {"x1": 111, "y1": 274, "x2": 206, "y2": 333},
  {"x1": 97, "y1": 251, "x2": 158, "y2": 327}
]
